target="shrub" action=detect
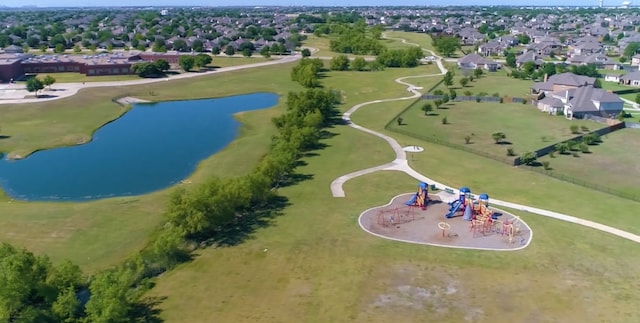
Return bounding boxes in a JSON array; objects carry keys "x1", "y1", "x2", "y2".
[
  {"x1": 506, "y1": 148, "x2": 516, "y2": 156},
  {"x1": 442, "y1": 116, "x2": 448, "y2": 124},
  {"x1": 492, "y1": 92, "x2": 500, "y2": 97},
  {"x1": 464, "y1": 135, "x2": 471, "y2": 144},
  {"x1": 549, "y1": 151, "x2": 555, "y2": 158},
  {"x1": 542, "y1": 160, "x2": 551, "y2": 170},
  {"x1": 476, "y1": 96, "x2": 482, "y2": 103},
  {"x1": 519, "y1": 152, "x2": 537, "y2": 165},
  {"x1": 580, "y1": 125, "x2": 589, "y2": 132},
  {"x1": 579, "y1": 143, "x2": 590, "y2": 153},
  {"x1": 570, "y1": 124, "x2": 580, "y2": 134},
  {"x1": 499, "y1": 97, "x2": 504, "y2": 103},
  {"x1": 555, "y1": 142, "x2": 568, "y2": 154},
  {"x1": 522, "y1": 99, "x2": 527, "y2": 104},
  {"x1": 572, "y1": 152, "x2": 580, "y2": 157},
  {"x1": 433, "y1": 89, "x2": 444, "y2": 95},
  {"x1": 397, "y1": 117, "x2": 403, "y2": 125}
]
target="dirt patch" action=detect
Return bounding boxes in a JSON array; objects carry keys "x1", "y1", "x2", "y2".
[{"x1": 359, "y1": 193, "x2": 532, "y2": 250}]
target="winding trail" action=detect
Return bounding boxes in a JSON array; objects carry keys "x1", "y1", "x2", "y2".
[
  {"x1": 0, "y1": 54, "x2": 301, "y2": 105},
  {"x1": 331, "y1": 34, "x2": 640, "y2": 245}
]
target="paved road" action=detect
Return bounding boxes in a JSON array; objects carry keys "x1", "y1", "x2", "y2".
[
  {"x1": 0, "y1": 54, "x2": 301, "y2": 105},
  {"x1": 331, "y1": 35, "x2": 640, "y2": 245}
]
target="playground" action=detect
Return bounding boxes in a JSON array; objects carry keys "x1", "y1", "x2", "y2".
[{"x1": 358, "y1": 183, "x2": 532, "y2": 250}]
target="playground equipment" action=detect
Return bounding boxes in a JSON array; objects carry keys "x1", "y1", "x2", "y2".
[
  {"x1": 405, "y1": 182, "x2": 429, "y2": 210},
  {"x1": 445, "y1": 186, "x2": 471, "y2": 219},
  {"x1": 377, "y1": 206, "x2": 417, "y2": 227},
  {"x1": 438, "y1": 222, "x2": 451, "y2": 238}
]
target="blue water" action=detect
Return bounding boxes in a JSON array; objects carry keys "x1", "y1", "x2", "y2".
[{"x1": 0, "y1": 92, "x2": 279, "y2": 201}]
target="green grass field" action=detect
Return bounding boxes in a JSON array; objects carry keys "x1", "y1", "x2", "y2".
[
  {"x1": 431, "y1": 69, "x2": 534, "y2": 98},
  {"x1": 538, "y1": 129, "x2": 640, "y2": 197},
  {"x1": 388, "y1": 100, "x2": 601, "y2": 160},
  {"x1": 2, "y1": 42, "x2": 640, "y2": 322}
]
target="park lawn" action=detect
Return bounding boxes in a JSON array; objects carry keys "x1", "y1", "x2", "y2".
[
  {"x1": 0, "y1": 62, "x2": 432, "y2": 272},
  {"x1": 538, "y1": 129, "x2": 640, "y2": 197},
  {"x1": 209, "y1": 55, "x2": 269, "y2": 68},
  {"x1": 388, "y1": 100, "x2": 602, "y2": 160},
  {"x1": 383, "y1": 31, "x2": 435, "y2": 52},
  {"x1": 151, "y1": 136, "x2": 640, "y2": 322},
  {"x1": 350, "y1": 92, "x2": 640, "y2": 234}
]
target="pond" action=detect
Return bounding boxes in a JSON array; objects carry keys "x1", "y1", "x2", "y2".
[{"x1": 0, "y1": 92, "x2": 279, "y2": 201}]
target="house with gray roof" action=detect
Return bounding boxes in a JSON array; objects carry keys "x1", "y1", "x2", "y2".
[
  {"x1": 457, "y1": 53, "x2": 499, "y2": 71},
  {"x1": 532, "y1": 72, "x2": 622, "y2": 118},
  {"x1": 619, "y1": 71, "x2": 640, "y2": 87}
]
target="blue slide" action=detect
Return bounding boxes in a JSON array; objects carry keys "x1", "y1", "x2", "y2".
[
  {"x1": 405, "y1": 194, "x2": 417, "y2": 206},
  {"x1": 445, "y1": 200, "x2": 462, "y2": 218}
]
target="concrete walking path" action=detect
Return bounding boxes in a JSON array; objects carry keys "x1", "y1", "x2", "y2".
[
  {"x1": 0, "y1": 54, "x2": 301, "y2": 105},
  {"x1": 331, "y1": 35, "x2": 640, "y2": 245}
]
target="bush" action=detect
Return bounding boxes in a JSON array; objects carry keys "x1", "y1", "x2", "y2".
[
  {"x1": 570, "y1": 124, "x2": 580, "y2": 134},
  {"x1": 397, "y1": 117, "x2": 404, "y2": 125},
  {"x1": 579, "y1": 143, "x2": 590, "y2": 153},
  {"x1": 433, "y1": 89, "x2": 444, "y2": 95},
  {"x1": 580, "y1": 125, "x2": 589, "y2": 132},
  {"x1": 542, "y1": 160, "x2": 551, "y2": 170},
  {"x1": 549, "y1": 151, "x2": 555, "y2": 158},
  {"x1": 499, "y1": 97, "x2": 504, "y2": 103},
  {"x1": 442, "y1": 116, "x2": 448, "y2": 124},
  {"x1": 519, "y1": 152, "x2": 537, "y2": 165},
  {"x1": 572, "y1": 152, "x2": 580, "y2": 157},
  {"x1": 506, "y1": 148, "x2": 516, "y2": 156},
  {"x1": 464, "y1": 135, "x2": 471, "y2": 144},
  {"x1": 522, "y1": 99, "x2": 527, "y2": 104}
]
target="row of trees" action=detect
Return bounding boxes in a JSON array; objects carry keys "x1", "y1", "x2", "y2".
[
  {"x1": 25, "y1": 75, "x2": 56, "y2": 97},
  {"x1": 291, "y1": 58, "x2": 324, "y2": 88},
  {"x1": 1, "y1": 85, "x2": 341, "y2": 323}
]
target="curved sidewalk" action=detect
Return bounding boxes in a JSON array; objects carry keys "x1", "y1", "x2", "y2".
[{"x1": 331, "y1": 36, "x2": 640, "y2": 245}]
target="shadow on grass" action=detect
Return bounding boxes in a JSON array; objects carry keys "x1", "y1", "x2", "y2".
[
  {"x1": 0, "y1": 135, "x2": 10, "y2": 139},
  {"x1": 496, "y1": 141, "x2": 513, "y2": 145},
  {"x1": 208, "y1": 195, "x2": 290, "y2": 247},
  {"x1": 130, "y1": 296, "x2": 166, "y2": 323}
]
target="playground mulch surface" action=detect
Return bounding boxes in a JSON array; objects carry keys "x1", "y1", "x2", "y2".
[{"x1": 359, "y1": 193, "x2": 532, "y2": 250}]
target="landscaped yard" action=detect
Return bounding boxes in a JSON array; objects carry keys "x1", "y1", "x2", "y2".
[
  {"x1": 430, "y1": 69, "x2": 534, "y2": 99},
  {"x1": 538, "y1": 128, "x2": 640, "y2": 197},
  {"x1": 388, "y1": 99, "x2": 603, "y2": 161}
]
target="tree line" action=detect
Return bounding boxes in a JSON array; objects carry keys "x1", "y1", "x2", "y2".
[{"x1": 1, "y1": 71, "x2": 340, "y2": 323}]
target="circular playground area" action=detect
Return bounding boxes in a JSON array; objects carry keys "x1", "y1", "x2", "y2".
[{"x1": 358, "y1": 192, "x2": 532, "y2": 251}]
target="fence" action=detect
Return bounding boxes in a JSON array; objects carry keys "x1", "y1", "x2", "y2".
[
  {"x1": 384, "y1": 100, "x2": 640, "y2": 202},
  {"x1": 421, "y1": 94, "x2": 526, "y2": 103},
  {"x1": 513, "y1": 122, "x2": 627, "y2": 165}
]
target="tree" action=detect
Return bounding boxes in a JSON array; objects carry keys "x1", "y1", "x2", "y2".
[
  {"x1": 523, "y1": 61, "x2": 536, "y2": 77},
  {"x1": 555, "y1": 142, "x2": 569, "y2": 154},
  {"x1": 443, "y1": 71, "x2": 454, "y2": 87},
  {"x1": 330, "y1": 54, "x2": 350, "y2": 71},
  {"x1": 84, "y1": 268, "x2": 133, "y2": 323},
  {"x1": 73, "y1": 44, "x2": 81, "y2": 53},
  {"x1": 350, "y1": 57, "x2": 367, "y2": 71},
  {"x1": 242, "y1": 48, "x2": 253, "y2": 57},
  {"x1": 301, "y1": 48, "x2": 311, "y2": 57},
  {"x1": 421, "y1": 103, "x2": 433, "y2": 115},
  {"x1": 434, "y1": 99, "x2": 443, "y2": 109},
  {"x1": 473, "y1": 68, "x2": 483, "y2": 78},
  {"x1": 441, "y1": 116, "x2": 448, "y2": 124},
  {"x1": 211, "y1": 46, "x2": 221, "y2": 55},
  {"x1": 491, "y1": 132, "x2": 506, "y2": 144},
  {"x1": 516, "y1": 34, "x2": 531, "y2": 44},
  {"x1": 172, "y1": 39, "x2": 189, "y2": 52},
  {"x1": 432, "y1": 36, "x2": 460, "y2": 57},
  {"x1": 26, "y1": 77, "x2": 44, "y2": 97},
  {"x1": 179, "y1": 55, "x2": 195, "y2": 71},
  {"x1": 506, "y1": 52, "x2": 516, "y2": 68},
  {"x1": 42, "y1": 75, "x2": 56, "y2": 90},
  {"x1": 459, "y1": 77, "x2": 469, "y2": 87},
  {"x1": 260, "y1": 46, "x2": 271, "y2": 58},
  {"x1": 191, "y1": 39, "x2": 204, "y2": 52},
  {"x1": 519, "y1": 152, "x2": 537, "y2": 165},
  {"x1": 541, "y1": 160, "x2": 551, "y2": 170},
  {"x1": 635, "y1": 93, "x2": 640, "y2": 105},
  {"x1": 155, "y1": 59, "x2": 170, "y2": 72},
  {"x1": 624, "y1": 42, "x2": 640, "y2": 59},
  {"x1": 225, "y1": 46, "x2": 236, "y2": 56},
  {"x1": 194, "y1": 54, "x2": 212, "y2": 69},
  {"x1": 396, "y1": 117, "x2": 403, "y2": 125},
  {"x1": 449, "y1": 89, "x2": 457, "y2": 101},
  {"x1": 570, "y1": 124, "x2": 580, "y2": 134},
  {"x1": 442, "y1": 93, "x2": 450, "y2": 104}
]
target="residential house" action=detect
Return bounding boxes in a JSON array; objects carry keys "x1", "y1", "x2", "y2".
[
  {"x1": 477, "y1": 42, "x2": 503, "y2": 56},
  {"x1": 631, "y1": 54, "x2": 640, "y2": 67},
  {"x1": 457, "y1": 53, "x2": 499, "y2": 71},
  {"x1": 569, "y1": 54, "x2": 621, "y2": 70},
  {"x1": 532, "y1": 72, "x2": 622, "y2": 118},
  {"x1": 619, "y1": 71, "x2": 640, "y2": 87},
  {"x1": 516, "y1": 51, "x2": 544, "y2": 68}
]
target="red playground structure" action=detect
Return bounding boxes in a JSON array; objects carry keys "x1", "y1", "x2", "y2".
[{"x1": 405, "y1": 182, "x2": 429, "y2": 210}]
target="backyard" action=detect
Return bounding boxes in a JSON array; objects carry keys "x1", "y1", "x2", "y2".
[
  {"x1": 537, "y1": 128, "x2": 640, "y2": 197},
  {"x1": 388, "y1": 99, "x2": 603, "y2": 161}
]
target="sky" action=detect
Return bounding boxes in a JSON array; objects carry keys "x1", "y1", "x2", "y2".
[{"x1": 3, "y1": 0, "x2": 610, "y2": 8}]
